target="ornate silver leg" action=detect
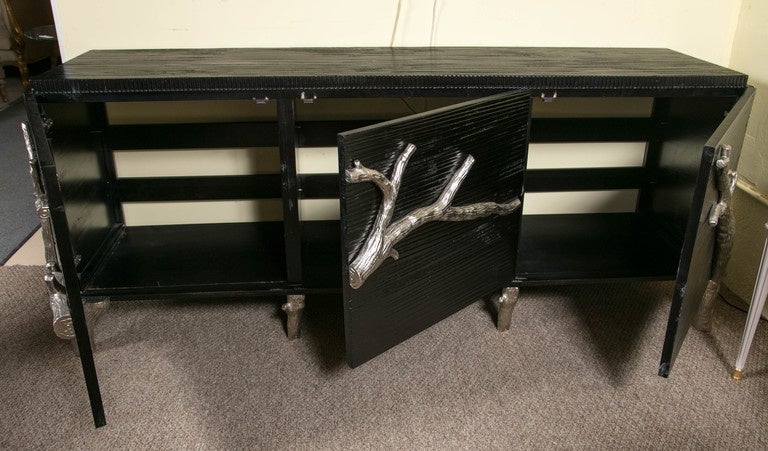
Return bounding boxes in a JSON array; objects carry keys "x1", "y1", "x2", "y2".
[
  {"x1": 67, "y1": 299, "x2": 110, "y2": 356},
  {"x1": 492, "y1": 287, "x2": 519, "y2": 332},
  {"x1": 282, "y1": 294, "x2": 305, "y2": 340},
  {"x1": 694, "y1": 280, "x2": 720, "y2": 331},
  {"x1": 694, "y1": 144, "x2": 737, "y2": 331}
]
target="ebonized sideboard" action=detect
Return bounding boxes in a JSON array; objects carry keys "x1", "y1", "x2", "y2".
[{"x1": 23, "y1": 47, "x2": 753, "y2": 427}]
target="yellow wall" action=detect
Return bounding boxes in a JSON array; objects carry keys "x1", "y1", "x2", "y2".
[
  {"x1": 51, "y1": 0, "x2": 741, "y2": 65},
  {"x1": 724, "y1": 0, "x2": 768, "y2": 310}
]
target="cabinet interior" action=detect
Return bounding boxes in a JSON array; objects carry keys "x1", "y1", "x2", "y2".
[{"x1": 38, "y1": 94, "x2": 734, "y2": 298}]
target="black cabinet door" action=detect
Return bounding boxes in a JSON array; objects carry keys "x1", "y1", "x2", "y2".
[
  {"x1": 659, "y1": 87, "x2": 756, "y2": 376},
  {"x1": 338, "y1": 91, "x2": 531, "y2": 367}
]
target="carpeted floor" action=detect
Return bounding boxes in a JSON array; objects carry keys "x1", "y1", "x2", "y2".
[
  {"x1": 0, "y1": 96, "x2": 39, "y2": 264},
  {"x1": 0, "y1": 265, "x2": 766, "y2": 448}
]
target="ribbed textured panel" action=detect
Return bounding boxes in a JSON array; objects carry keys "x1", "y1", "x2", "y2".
[
  {"x1": 339, "y1": 91, "x2": 529, "y2": 367},
  {"x1": 31, "y1": 48, "x2": 747, "y2": 100}
]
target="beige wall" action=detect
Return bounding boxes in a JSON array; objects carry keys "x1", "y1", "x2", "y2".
[
  {"x1": 724, "y1": 0, "x2": 768, "y2": 311},
  {"x1": 51, "y1": 0, "x2": 741, "y2": 64}
]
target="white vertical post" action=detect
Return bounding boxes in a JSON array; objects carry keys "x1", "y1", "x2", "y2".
[{"x1": 732, "y1": 223, "x2": 768, "y2": 380}]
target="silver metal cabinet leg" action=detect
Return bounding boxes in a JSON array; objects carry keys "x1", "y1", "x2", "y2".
[
  {"x1": 282, "y1": 294, "x2": 305, "y2": 340},
  {"x1": 68, "y1": 298, "x2": 110, "y2": 356},
  {"x1": 492, "y1": 287, "x2": 519, "y2": 332},
  {"x1": 694, "y1": 280, "x2": 720, "y2": 332},
  {"x1": 732, "y1": 223, "x2": 768, "y2": 380}
]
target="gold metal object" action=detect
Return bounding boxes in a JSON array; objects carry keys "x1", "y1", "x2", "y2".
[{"x1": 731, "y1": 368, "x2": 743, "y2": 381}]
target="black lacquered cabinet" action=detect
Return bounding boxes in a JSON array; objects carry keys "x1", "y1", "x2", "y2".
[{"x1": 24, "y1": 47, "x2": 753, "y2": 427}]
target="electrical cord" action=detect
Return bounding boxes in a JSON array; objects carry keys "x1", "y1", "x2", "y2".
[
  {"x1": 430, "y1": 0, "x2": 439, "y2": 47},
  {"x1": 400, "y1": 98, "x2": 419, "y2": 114},
  {"x1": 390, "y1": 0, "x2": 403, "y2": 47},
  {"x1": 719, "y1": 292, "x2": 767, "y2": 322}
]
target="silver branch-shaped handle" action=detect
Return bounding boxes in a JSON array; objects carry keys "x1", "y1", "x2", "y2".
[{"x1": 346, "y1": 143, "x2": 521, "y2": 289}]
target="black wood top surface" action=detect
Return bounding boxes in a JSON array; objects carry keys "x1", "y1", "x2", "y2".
[{"x1": 31, "y1": 47, "x2": 747, "y2": 99}]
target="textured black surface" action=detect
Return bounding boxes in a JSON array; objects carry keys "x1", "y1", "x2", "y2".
[
  {"x1": 659, "y1": 87, "x2": 755, "y2": 376},
  {"x1": 31, "y1": 48, "x2": 746, "y2": 100},
  {"x1": 339, "y1": 91, "x2": 530, "y2": 367},
  {"x1": 516, "y1": 213, "x2": 680, "y2": 282}
]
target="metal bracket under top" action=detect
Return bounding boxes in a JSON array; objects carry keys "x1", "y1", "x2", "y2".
[
  {"x1": 345, "y1": 143, "x2": 521, "y2": 289},
  {"x1": 540, "y1": 91, "x2": 558, "y2": 103}
]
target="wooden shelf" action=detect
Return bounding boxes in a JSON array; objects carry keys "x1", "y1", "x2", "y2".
[
  {"x1": 516, "y1": 213, "x2": 680, "y2": 283},
  {"x1": 83, "y1": 222, "x2": 288, "y2": 297},
  {"x1": 81, "y1": 221, "x2": 345, "y2": 298}
]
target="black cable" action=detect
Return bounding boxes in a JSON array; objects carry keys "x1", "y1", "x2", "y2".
[
  {"x1": 719, "y1": 292, "x2": 767, "y2": 322},
  {"x1": 400, "y1": 98, "x2": 419, "y2": 114}
]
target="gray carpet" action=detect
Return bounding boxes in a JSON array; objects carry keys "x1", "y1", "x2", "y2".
[
  {"x1": 1, "y1": 265, "x2": 766, "y2": 448},
  {"x1": 0, "y1": 100, "x2": 39, "y2": 264}
]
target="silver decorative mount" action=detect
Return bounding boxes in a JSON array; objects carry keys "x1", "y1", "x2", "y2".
[
  {"x1": 708, "y1": 145, "x2": 737, "y2": 227},
  {"x1": 346, "y1": 143, "x2": 521, "y2": 289},
  {"x1": 492, "y1": 287, "x2": 519, "y2": 332},
  {"x1": 282, "y1": 294, "x2": 305, "y2": 340},
  {"x1": 696, "y1": 144, "x2": 737, "y2": 331}
]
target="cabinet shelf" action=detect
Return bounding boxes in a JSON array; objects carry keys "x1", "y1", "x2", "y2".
[
  {"x1": 516, "y1": 213, "x2": 680, "y2": 283},
  {"x1": 81, "y1": 221, "x2": 344, "y2": 298},
  {"x1": 83, "y1": 222, "x2": 288, "y2": 297}
]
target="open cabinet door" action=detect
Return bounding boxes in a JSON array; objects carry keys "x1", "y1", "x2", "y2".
[
  {"x1": 339, "y1": 91, "x2": 531, "y2": 367},
  {"x1": 659, "y1": 87, "x2": 755, "y2": 377}
]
